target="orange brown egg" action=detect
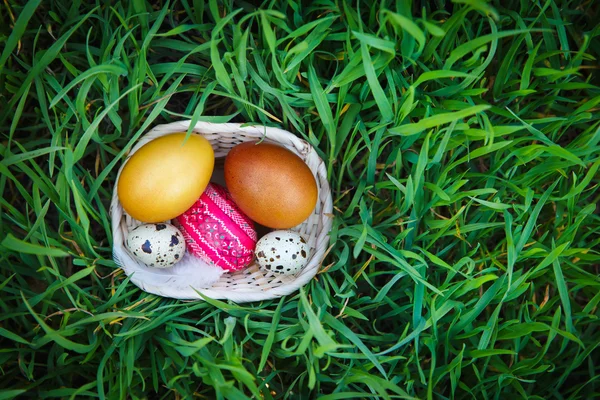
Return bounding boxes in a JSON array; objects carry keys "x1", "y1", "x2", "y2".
[{"x1": 224, "y1": 141, "x2": 318, "y2": 229}]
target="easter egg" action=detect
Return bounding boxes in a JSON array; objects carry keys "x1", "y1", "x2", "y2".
[
  {"x1": 126, "y1": 223, "x2": 186, "y2": 268},
  {"x1": 175, "y1": 183, "x2": 257, "y2": 271},
  {"x1": 224, "y1": 141, "x2": 317, "y2": 229},
  {"x1": 255, "y1": 230, "x2": 310, "y2": 275},
  {"x1": 118, "y1": 133, "x2": 214, "y2": 223}
]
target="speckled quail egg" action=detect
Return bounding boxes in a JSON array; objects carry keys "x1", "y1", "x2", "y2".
[
  {"x1": 255, "y1": 230, "x2": 310, "y2": 275},
  {"x1": 126, "y1": 223, "x2": 186, "y2": 268}
]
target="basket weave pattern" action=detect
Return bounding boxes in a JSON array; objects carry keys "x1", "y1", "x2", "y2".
[{"x1": 111, "y1": 121, "x2": 333, "y2": 302}]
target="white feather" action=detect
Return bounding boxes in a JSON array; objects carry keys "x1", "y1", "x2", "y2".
[{"x1": 113, "y1": 244, "x2": 223, "y2": 295}]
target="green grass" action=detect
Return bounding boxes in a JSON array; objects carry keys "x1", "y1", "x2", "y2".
[{"x1": 1, "y1": 0, "x2": 600, "y2": 398}]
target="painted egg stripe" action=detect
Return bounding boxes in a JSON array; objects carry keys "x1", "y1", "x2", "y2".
[
  {"x1": 206, "y1": 184, "x2": 257, "y2": 241},
  {"x1": 202, "y1": 187, "x2": 257, "y2": 250},
  {"x1": 188, "y1": 219, "x2": 247, "y2": 271},
  {"x1": 178, "y1": 225, "x2": 213, "y2": 265},
  {"x1": 176, "y1": 183, "x2": 256, "y2": 271},
  {"x1": 184, "y1": 204, "x2": 253, "y2": 255},
  {"x1": 180, "y1": 192, "x2": 254, "y2": 253},
  {"x1": 176, "y1": 219, "x2": 241, "y2": 270}
]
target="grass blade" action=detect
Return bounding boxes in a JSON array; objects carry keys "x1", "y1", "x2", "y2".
[{"x1": 390, "y1": 105, "x2": 490, "y2": 136}]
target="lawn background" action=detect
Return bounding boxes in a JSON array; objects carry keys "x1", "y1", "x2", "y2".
[{"x1": 1, "y1": 0, "x2": 600, "y2": 398}]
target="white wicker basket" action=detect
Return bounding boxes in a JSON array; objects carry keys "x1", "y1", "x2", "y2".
[{"x1": 111, "y1": 121, "x2": 333, "y2": 302}]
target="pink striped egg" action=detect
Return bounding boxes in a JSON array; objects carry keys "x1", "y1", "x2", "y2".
[{"x1": 175, "y1": 183, "x2": 257, "y2": 272}]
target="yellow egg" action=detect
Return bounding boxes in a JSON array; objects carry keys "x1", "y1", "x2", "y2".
[{"x1": 118, "y1": 133, "x2": 214, "y2": 222}]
